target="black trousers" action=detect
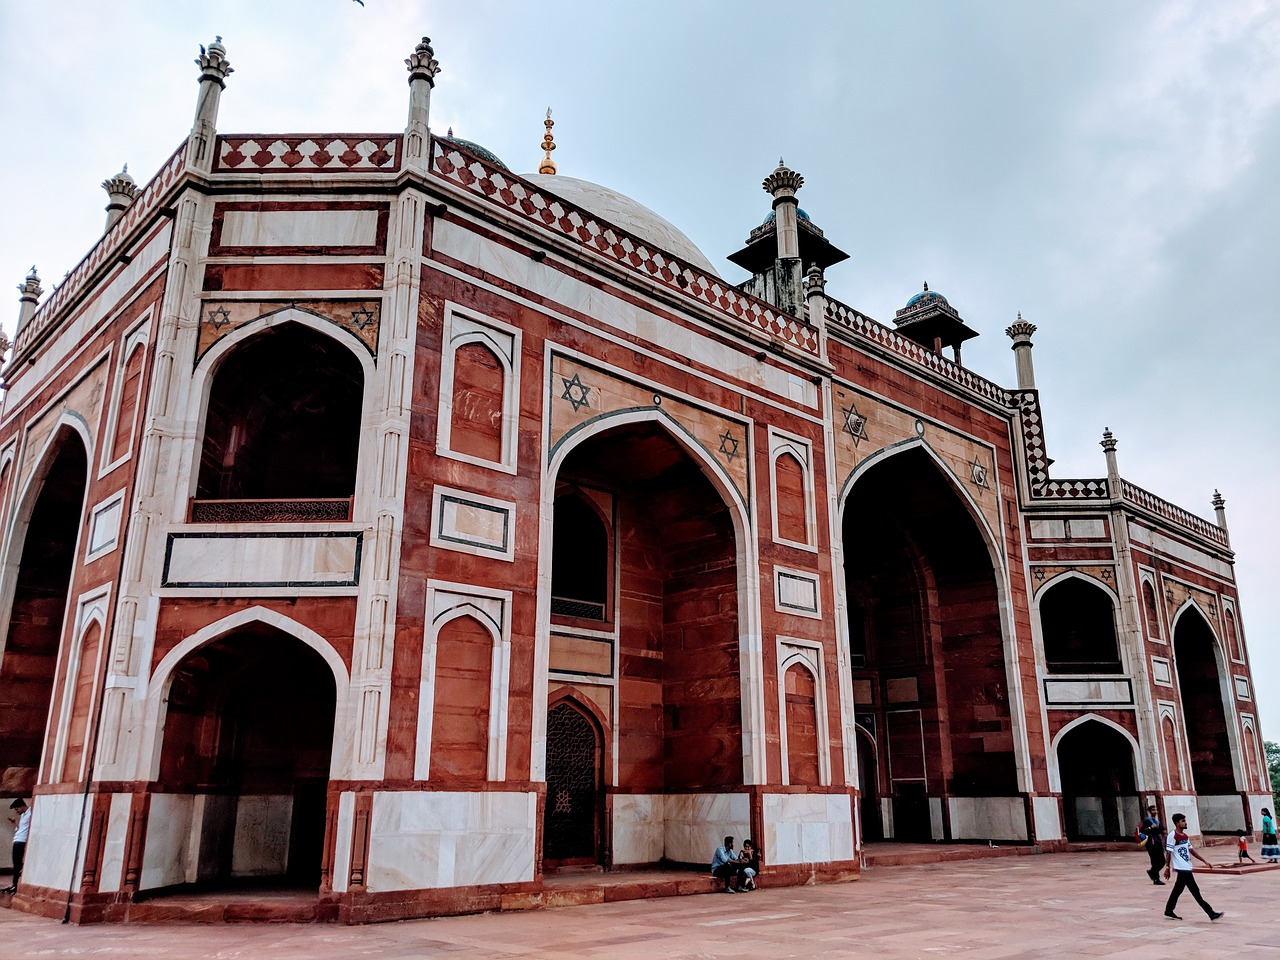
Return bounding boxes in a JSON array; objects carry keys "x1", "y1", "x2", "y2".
[
  {"x1": 1166, "y1": 869, "x2": 1215, "y2": 915},
  {"x1": 1146, "y1": 841, "x2": 1165, "y2": 878},
  {"x1": 9, "y1": 842, "x2": 24, "y2": 889},
  {"x1": 713, "y1": 863, "x2": 742, "y2": 887}
]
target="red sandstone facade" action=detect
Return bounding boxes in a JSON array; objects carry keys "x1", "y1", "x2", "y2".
[{"x1": 0, "y1": 37, "x2": 1264, "y2": 923}]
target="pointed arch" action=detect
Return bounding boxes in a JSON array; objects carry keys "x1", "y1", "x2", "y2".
[
  {"x1": 141, "y1": 606, "x2": 351, "y2": 780},
  {"x1": 1048, "y1": 713, "x2": 1144, "y2": 792},
  {"x1": 1034, "y1": 571, "x2": 1123, "y2": 674},
  {"x1": 1170, "y1": 601, "x2": 1241, "y2": 794}
]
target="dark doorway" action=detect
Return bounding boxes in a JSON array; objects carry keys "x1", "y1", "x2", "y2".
[
  {"x1": 543, "y1": 701, "x2": 603, "y2": 868},
  {"x1": 1173, "y1": 609, "x2": 1236, "y2": 799},
  {"x1": 159, "y1": 627, "x2": 336, "y2": 888},
  {"x1": 1040, "y1": 578, "x2": 1122, "y2": 673},
  {"x1": 0, "y1": 431, "x2": 88, "y2": 794},
  {"x1": 1058, "y1": 721, "x2": 1138, "y2": 841},
  {"x1": 856, "y1": 728, "x2": 883, "y2": 841}
]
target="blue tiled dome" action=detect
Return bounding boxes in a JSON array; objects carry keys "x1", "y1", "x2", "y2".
[
  {"x1": 437, "y1": 134, "x2": 510, "y2": 172},
  {"x1": 905, "y1": 283, "x2": 948, "y2": 309},
  {"x1": 761, "y1": 207, "x2": 812, "y2": 226}
]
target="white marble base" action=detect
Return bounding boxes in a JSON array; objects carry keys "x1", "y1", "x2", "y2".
[
  {"x1": 612, "y1": 795, "x2": 665, "y2": 864},
  {"x1": 96, "y1": 793, "x2": 133, "y2": 893},
  {"x1": 20, "y1": 794, "x2": 86, "y2": 891},
  {"x1": 365, "y1": 791, "x2": 536, "y2": 892},
  {"x1": 1247, "y1": 793, "x2": 1273, "y2": 832},
  {"x1": 1163, "y1": 795, "x2": 1200, "y2": 835},
  {"x1": 948, "y1": 796, "x2": 1029, "y2": 842},
  {"x1": 1032, "y1": 796, "x2": 1062, "y2": 841},
  {"x1": 661, "y1": 793, "x2": 751, "y2": 864},
  {"x1": 1197, "y1": 794, "x2": 1245, "y2": 832},
  {"x1": 762, "y1": 793, "x2": 854, "y2": 866},
  {"x1": 140, "y1": 794, "x2": 196, "y2": 890},
  {"x1": 231, "y1": 795, "x2": 293, "y2": 877}
]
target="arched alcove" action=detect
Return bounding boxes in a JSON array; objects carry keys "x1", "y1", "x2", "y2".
[{"x1": 1039, "y1": 576, "x2": 1122, "y2": 674}]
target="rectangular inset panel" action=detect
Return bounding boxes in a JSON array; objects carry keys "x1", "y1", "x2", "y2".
[
  {"x1": 1066, "y1": 518, "x2": 1107, "y2": 540},
  {"x1": 86, "y1": 491, "x2": 126, "y2": 561},
  {"x1": 852, "y1": 680, "x2": 873, "y2": 705},
  {"x1": 549, "y1": 633, "x2": 613, "y2": 677},
  {"x1": 1150, "y1": 657, "x2": 1173, "y2": 686},
  {"x1": 1234, "y1": 675, "x2": 1251, "y2": 700},
  {"x1": 163, "y1": 532, "x2": 362, "y2": 588},
  {"x1": 1028, "y1": 519, "x2": 1066, "y2": 540},
  {"x1": 430, "y1": 485, "x2": 515, "y2": 561},
  {"x1": 886, "y1": 709, "x2": 925, "y2": 783},
  {"x1": 219, "y1": 208, "x2": 379, "y2": 249},
  {"x1": 885, "y1": 677, "x2": 918, "y2": 704},
  {"x1": 1043, "y1": 677, "x2": 1134, "y2": 706},
  {"x1": 774, "y1": 566, "x2": 821, "y2": 619}
]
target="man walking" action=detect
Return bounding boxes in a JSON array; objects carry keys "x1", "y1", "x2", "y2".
[
  {"x1": 1141, "y1": 804, "x2": 1166, "y2": 885},
  {"x1": 5, "y1": 799, "x2": 30, "y2": 894},
  {"x1": 1163, "y1": 812, "x2": 1223, "y2": 921}
]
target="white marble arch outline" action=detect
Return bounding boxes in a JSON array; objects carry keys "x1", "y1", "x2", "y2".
[
  {"x1": 775, "y1": 636, "x2": 832, "y2": 786},
  {"x1": 0, "y1": 417, "x2": 93, "y2": 677},
  {"x1": 535, "y1": 406, "x2": 765, "y2": 784},
  {"x1": 176, "y1": 307, "x2": 378, "y2": 519},
  {"x1": 1240, "y1": 713, "x2": 1264, "y2": 794},
  {"x1": 1047, "y1": 712, "x2": 1146, "y2": 793},
  {"x1": 97, "y1": 310, "x2": 153, "y2": 479},
  {"x1": 834, "y1": 436, "x2": 1032, "y2": 794},
  {"x1": 1032, "y1": 569, "x2": 1129, "y2": 673},
  {"x1": 1168, "y1": 599, "x2": 1244, "y2": 792},
  {"x1": 137, "y1": 606, "x2": 353, "y2": 781},
  {"x1": 47, "y1": 585, "x2": 111, "y2": 784},
  {"x1": 767, "y1": 426, "x2": 817, "y2": 551},
  {"x1": 435, "y1": 303, "x2": 522, "y2": 475},
  {"x1": 1155, "y1": 701, "x2": 1188, "y2": 792},
  {"x1": 416, "y1": 580, "x2": 513, "y2": 782}
]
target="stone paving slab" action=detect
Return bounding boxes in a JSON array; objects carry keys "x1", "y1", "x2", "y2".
[{"x1": 2, "y1": 851, "x2": 1279, "y2": 958}]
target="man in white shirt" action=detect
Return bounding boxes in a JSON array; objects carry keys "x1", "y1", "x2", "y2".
[
  {"x1": 1163, "y1": 812, "x2": 1223, "y2": 921},
  {"x1": 5, "y1": 798, "x2": 30, "y2": 895}
]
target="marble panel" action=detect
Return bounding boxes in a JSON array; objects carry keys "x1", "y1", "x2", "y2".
[
  {"x1": 87, "y1": 495, "x2": 124, "y2": 557},
  {"x1": 662, "y1": 793, "x2": 750, "y2": 864},
  {"x1": 1248, "y1": 793, "x2": 1272, "y2": 832},
  {"x1": 163, "y1": 533, "x2": 362, "y2": 587},
  {"x1": 1043, "y1": 678, "x2": 1133, "y2": 705},
  {"x1": 1164, "y1": 795, "x2": 1200, "y2": 835},
  {"x1": 429, "y1": 486, "x2": 515, "y2": 560},
  {"x1": 612, "y1": 795, "x2": 665, "y2": 864},
  {"x1": 1068, "y1": 518, "x2": 1107, "y2": 539},
  {"x1": 762, "y1": 793, "x2": 854, "y2": 865},
  {"x1": 20, "y1": 793, "x2": 85, "y2": 891},
  {"x1": 1032, "y1": 796, "x2": 1063, "y2": 841},
  {"x1": 948, "y1": 796, "x2": 1028, "y2": 842},
  {"x1": 330, "y1": 792, "x2": 355, "y2": 893},
  {"x1": 929, "y1": 797, "x2": 945, "y2": 840},
  {"x1": 1151, "y1": 657, "x2": 1173, "y2": 686},
  {"x1": 1128, "y1": 524, "x2": 1233, "y2": 580},
  {"x1": 231, "y1": 795, "x2": 293, "y2": 876},
  {"x1": 1029, "y1": 519, "x2": 1066, "y2": 540},
  {"x1": 96, "y1": 793, "x2": 133, "y2": 893},
  {"x1": 1198, "y1": 794, "x2": 1246, "y2": 832},
  {"x1": 220, "y1": 209, "x2": 379, "y2": 248},
  {"x1": 365, "y1": 791, "x2": 535, "y2": 892},
  {"x1": 140, "y1": 794, "x2": 196, "y2": 890}
]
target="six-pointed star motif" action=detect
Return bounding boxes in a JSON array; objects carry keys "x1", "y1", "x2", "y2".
[
  {"x1": 969, "y1": 457, "x2": 989, "y2": 490},
  {"x1": 206, "y1": 305, "x2": 231, "y2": 328},
  {"x1": 842, "y1": 404, "x2": 868, "y2": 446},
  {"x1": 560, "y1": 373, "x2": 591, "y2": 412},
  {"x1": 718, "y1": 431, "x2": 740, "y2": 461}
]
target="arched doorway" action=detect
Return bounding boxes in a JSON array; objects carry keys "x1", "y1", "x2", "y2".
[
  {"x1": 0, "y1": 429, "x2": 89, "y2": 795},
  {"x1": 1057, "y1": 720, "x2": 1138, "y2": 840},
  {"x1": 545, "y1": 419, "x2": 744, "y2": 865},
  {"x1": 1173, "y1": 608, "x2": 1236, "y2": 813},
  {"x1": 157, "y1": 625, "x2": 336, "y2": 887},
  {"x1": 1039, "y1": 577, "x2": 1122, "y2": 674},
  {"x1": 542, "y1": 700, "x2": 604, "y2": 868},
  {"x1": 842, "y1": 448, "x2": 1016, "y2": 842},
  {"x1": 855, "y1": 726, "x2": 882, "y2": 842}
]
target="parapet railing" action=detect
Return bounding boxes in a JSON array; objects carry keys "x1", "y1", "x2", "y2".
[
  {"x1": 1119, "y1": 479, "x2": 1229, "y2": 547},
  {"x1": 11, "y1": 143, "x2": 189, "y2": 363}
]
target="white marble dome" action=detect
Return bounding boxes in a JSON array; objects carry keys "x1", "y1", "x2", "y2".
[{"x1": 522, "y1": 174, "x2": 720, "y2": 278}]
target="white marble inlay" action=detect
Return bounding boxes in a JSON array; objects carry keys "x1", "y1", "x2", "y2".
[
  {"x1": 140, "y1": 794, "x2": 196, "y2": 890},
  {"x1": 164, "y1": 533, "x2": 361, "y2": 586},
  {"x1": 1197, "y1": 794, "x2": 1245, "y2": 832},
  {"x1": 231, "y1": 795, "x2": 293, "y2": 876},
  {"x1": 1032, "y1": 796, "x2": 1062, "y2": 841},
  {"x1": 762, "y1": 793, "x2": 853, "y2": 866},
  {"x1": 1029, "y1": 519, "x2": 1066, "y2": 540},
  {"x1": 220, "y1": 209, "x2": 379, "y2": 248},
  {"x1": 1043, "y1": 678, "x2": 1133, "y2": 705},
  {"x1": 612, "y1": 795, "x2": 665, "y2": 865},
  {"x1": 19, "y1": 793, "x2": 85, "y2": 891},
  {"x1": 365, "y1": 791, "x2": 536, "y2": 892},
  {"x1": 948, "y1": 796, "x2": 1028, "y2": 842},
  {"x1": 96, "y1": 793, "x2": 133, "y2": 893}
]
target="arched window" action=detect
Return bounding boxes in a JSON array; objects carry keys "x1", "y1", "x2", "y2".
[
  {"x1": 551, "y1": 493, "x2": 610, "y2": 621},
  {"x1": 449, "y1": 341, "x2": 505, "y2": 463},
  {"x1": 1039, "y1": 577, "x2": 1122, "y2": 673},
  {"x1": 774, "y1": 452, "x2": 808, "y2": 544},
  {"x1": 784, "y1": 662, "x2": 821, "y2": 786},
  {"x1": 1162, "y1": 715, "x2": 1183, "y2": 791},
  {"x1": 429, "y1": 615, "x2": 492, "y2": 781},
  {"x1": 110, "y1": 344, "x2": 145, "y2": 463},
  {"x1": 194, "y1": 324, "x2": 363, "y2": 522},
  {"x1": 1142, "y1": 581, "x2": 1161, "y2": 640}
]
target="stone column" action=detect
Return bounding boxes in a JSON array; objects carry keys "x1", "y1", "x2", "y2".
[
  {"x1": 763, "y1": 161, "x2": 804, "y2": 316},
  {"x1": 1005, "y1": 314, "x2": 1037, "y2": 390},
  {"x1": 1212, "y1": 490, "x2": 1228, "y2": 533},
  {"x1": 1101, "y1": 428, "x2": 1119, "y2": 484},
  {"x1": 403, "y1": 36, "x2": 441, "y2": 174},
  {"x1": 804, "y1": 264, "x2": 828, "y2": 359},
  {"x1": 16, "y1": 267, "x2": 41, "y2": 332},
  {"x1": 101, "y1": 167, "x2": 138, "y2": 232},
  {"x1": 189, "y1": 37, "x2": 233, "y2": 174}
]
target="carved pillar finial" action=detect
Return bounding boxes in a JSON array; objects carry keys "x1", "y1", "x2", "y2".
[
  {"x1": 16, "y1": 266, "x2": 42, "y2": 333},
  {"x1": 190, "y1": 36, "x2": 233, "y2": 173},
  {"x1": 762, "y1": 160, "x2": 805, "y2": 316},
  {"x1": 1005, "y1": 312, "x2": 1038, "y2": 390},
  {"x1": 404, "y1": 36, "x2": 441, "y2": 172},
  {"x1": 101, "y1": 165, "x2": 138, "y2": 232},
  {"x1": 1212, "y1": 490, "x2": 1228, "y2": 531},
  {"x1": 1100, "y1": 427, "x2": 1120, "y2": 483}
]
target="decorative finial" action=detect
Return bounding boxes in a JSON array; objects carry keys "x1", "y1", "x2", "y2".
[
  {"x1": 1005, "y1": 311, "x2": 1036, "y2": 341},
  {"x1": 923, "y1": 281, "x2": 929, "y2": 292},
  {"x1": 1100, "y1": 427, "x2": 1117, "y2": 453},
  {"x1": 804, "y1": 263, "x2": 826, "y2": 296},
  {"x1": 447, "y1": 126, "x2": 453, "y2": 137},
  {"x1": 762, "y1": 161, "x2": 803, "y2": 196},
  {"x1": 405, "y1": 36, "x2": 441, "y2": 86},
  {"x1": 539, "y1": 107, "x2": 557, "y2": 175},
  {"x1": 1212, "y1": 489, "x2": 1225, "y2": 508},
  {"x1": 195, "y1": 36, "x2": 233, "y2": 86}
]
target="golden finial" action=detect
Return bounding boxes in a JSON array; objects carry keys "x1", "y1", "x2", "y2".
[{"x1": 539, "y1": 107, "x2": 557, "y2": 175}]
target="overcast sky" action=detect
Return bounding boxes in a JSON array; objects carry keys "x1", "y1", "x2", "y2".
[{"x1": 2, "y1": 2, "x2": 1277, "y2": 737}]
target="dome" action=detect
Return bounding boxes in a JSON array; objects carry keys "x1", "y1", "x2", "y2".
[
  {"x1": 905, "y1": 282, "x2": 948, "y2": 309},
  {"x1": 522, "y1": 174, "x2": 720, "y2": 277},
  {"x1": 760, "y1": 207, "x2": 812, "y2": 225},
  {"x1": 437, "y1": 135, "x2": 511, "y2": 171}
]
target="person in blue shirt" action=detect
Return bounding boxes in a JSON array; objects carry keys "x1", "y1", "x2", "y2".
[
  {"x1": 1140, "y1": 805, "x2": 1166, "y2": 885},
  {"x1": 710, "y1": 836, "x2": 744, "y2": 893}
]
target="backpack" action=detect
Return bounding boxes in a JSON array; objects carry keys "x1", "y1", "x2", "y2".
[{"x1": 1134, "y1": 826, "x2": 1148, "y2": 847}]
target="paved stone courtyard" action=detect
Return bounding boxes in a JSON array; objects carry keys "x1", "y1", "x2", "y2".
[{"x1": 2, "y1": 851, "x2": 1279, "y2": 959}]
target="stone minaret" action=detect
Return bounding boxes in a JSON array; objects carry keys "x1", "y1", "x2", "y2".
[
  {"x1": 102, "y1": 165, "x2": 138, "y2": 231},
  {"x1": 404, "y1": 36, "x2": 441, "y2": 174},
  {"x1": 1006, "y1": 313, "x2": 1037, "y2": 390},
  {"x1": 1101, "y1": 428, "x2": 1120, "y2": 486},
  {"x1": 763, "y1": 160, "x2": 805, "y2": 317},
  {"x1": 1212, "y1": 490, "x2": 1228, "y2": 532},
  {"x1": 16, "y1": 267, "x2": 42, "y2": 333},
  {"x1": 190, "y1": 36, "x2": 233, "y2": 173}
]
